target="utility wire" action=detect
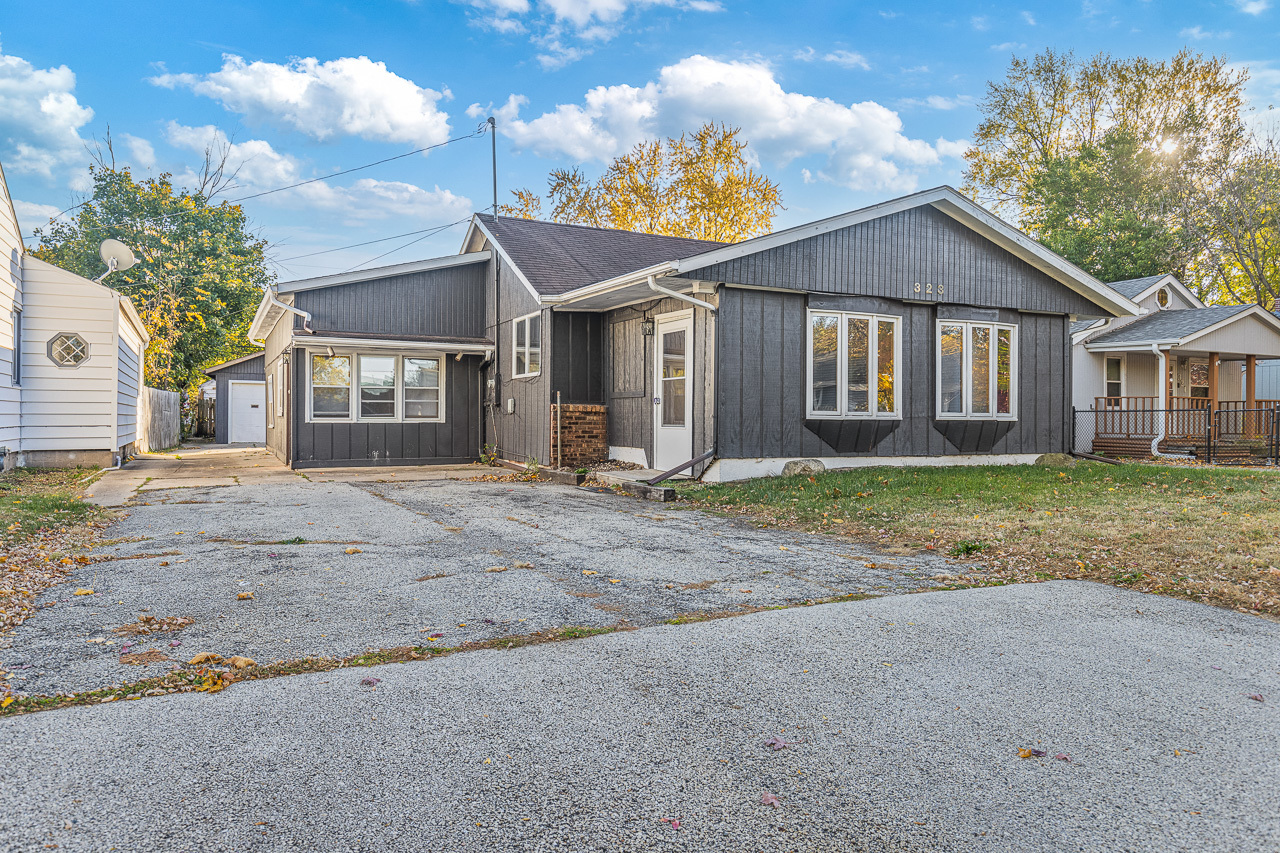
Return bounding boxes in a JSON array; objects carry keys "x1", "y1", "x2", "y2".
[{"x1": 337, "y1": 217, "x2": 472, "y2": 274}]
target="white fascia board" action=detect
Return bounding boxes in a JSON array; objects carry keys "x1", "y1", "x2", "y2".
[
  {"x1": 276, "y1": 250, "x2": 491, "y2": 294},
  {"x1": 1084, "y1": 341, "x2": 1174, "y2": 352},
  {"x1": 247, "y1": 288, "x2": 283, "y2": 342},
  {"x1": 1131, "y1": 274, "x2": 1206, "y2": 309},
  {"x1": 464, "y1": 218, "x2": 541, "y2": 303},
  {"x1": 115, "y1": 291, "x2": 150, "y2": 344},
  {"x1": 542, "y1": 262, "x2": 678, "y2": 306},
  {"x1": 294, "y1": 334, "x2": 493, "y2": 354}
]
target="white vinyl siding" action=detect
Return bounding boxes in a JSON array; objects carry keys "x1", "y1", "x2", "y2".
[
  {"x1": 116, "y1": 320, "x2": 144, "y2": 448},
  {"x1": 0, "y1": 169, "x2": 22, "y2": 451}
]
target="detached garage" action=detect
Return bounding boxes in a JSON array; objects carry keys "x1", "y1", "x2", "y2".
[{"x1": 204, "y1": 352, "x2": 266, "y2": 444}]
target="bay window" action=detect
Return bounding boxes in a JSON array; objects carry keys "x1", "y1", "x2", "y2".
[
  {"x1": 937, "y1": 321, "x2": 1016, "y2": 419},
  {"x1": 307, "y1": 351, "x2": 445, "y2": 422},
  {"x1": 807, "y1": 311, "x2": 900, "y2": 418}
]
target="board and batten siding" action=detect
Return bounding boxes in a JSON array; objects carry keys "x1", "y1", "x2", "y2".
[
  {"x1": 678, "y1": 205, "x2": 1106, "y2": 318},
  {"x1": 18, "y1": 257, "x2": 121, "y2": 452},
  {"x1": 291, "y1": 261, "x2": 487, "y2": 339},
  {"x1": 487, "y1": 254, "x2": 552, "y2": 464},
  {"x1": 715, "y1": 287, "x2": 1072, "y2": 459},
  {"x1": 262, "y1": 312, "x2": 292, "y2": 465},
  {"x1": 210, "y1": 354, "x2": 266, "y2": 443},
  {"x1": 0, "y1": 167, "x2": 22, "y2": 453},
  {"x1": 604, "y1": 294, "x2": 716, "y2": 471},
  {"x1": 550, "y1": 312, "x2": 605, "y2": 404},
  {"x1": 290, "y1": 352, "x2": 481, "y2": 468}
]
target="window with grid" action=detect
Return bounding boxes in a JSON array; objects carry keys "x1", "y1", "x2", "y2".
[{"x1": 49, "y1": 333, "x2": 88, "y2": 367}]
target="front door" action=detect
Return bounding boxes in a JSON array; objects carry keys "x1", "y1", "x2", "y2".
[{"x1": 653, "y1": 313, "x2": 694, "y2": 471}]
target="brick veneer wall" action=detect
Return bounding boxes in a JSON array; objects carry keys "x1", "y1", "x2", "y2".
[{"x1": 549, "y1": 404, "x2": 608, "y2": 467}]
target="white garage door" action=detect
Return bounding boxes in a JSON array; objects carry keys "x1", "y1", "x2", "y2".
[{"x1": 228, "y1": 381, "x2": 266, "y2": 443}]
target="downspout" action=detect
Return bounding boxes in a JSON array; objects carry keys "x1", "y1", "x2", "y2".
[
  {"x1": 648, "y1": 275, "x2": 716, "y2": 314},
  {"x1": 1150, "y1": 343, "x2": 1179, "y2": 458}
]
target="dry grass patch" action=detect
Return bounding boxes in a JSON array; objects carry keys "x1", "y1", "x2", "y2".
[{"x1": 679, "y1": 462, "x2": 1280, "y2": 618}]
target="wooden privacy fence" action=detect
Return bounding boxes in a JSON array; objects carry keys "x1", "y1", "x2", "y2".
[{"x1": 137, "y1": 387, "x2": 181, "y2": 452}]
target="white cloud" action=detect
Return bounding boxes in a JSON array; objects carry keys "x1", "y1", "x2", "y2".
[
  {"x1": 457, "y1": 0, "x2": 722, "y2": 66},
  {"x1": 990, "y1": 42, "x2": 1027, "y2": 51},
  {"x1": 121, "y1": 134, "x2": 156, "y2": 171},
  {"x1": 12, "y1": 199, "x2": 63, "y2": 228},
  {"x1": 1181, "y1": 25, "x2": 1231, "y2": 39},
  {"x1": 1021, "y1": 10, "x2": 1036, "y2": 24},
  {"x1": 0, "y1": 45, "x2": 94, "y2": 180},
  {"x1": 935, "y1": 138, "x2": 972, "y2": 159},
  {"x1": 900, "y1": 94, "x2": 977, "y2": 111},
  {"x1": 1233, "y1": 0, "x2": 1270, "y2": 14},
  {"x1": 485, "y1": 55, "x2": 963, "y2": 192},
  {"x1": 971, "y1": 15, "x2": 990, "y2": 30},
  {"x1": 150, "y1": 55, "x2": 452, "y2": 148},
  {"x1": 163, "y1": 123, "x2": 471, "y2": 223},
  {"x1": 824, "y1": 50, "x2": 871, "y2": 70}
]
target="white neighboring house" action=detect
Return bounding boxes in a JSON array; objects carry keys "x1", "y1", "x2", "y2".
[{"x1": 0, "y1": 159, "x2": 151, "y2": 469}]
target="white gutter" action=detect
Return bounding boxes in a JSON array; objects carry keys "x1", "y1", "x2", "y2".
[
  {"x1": 1150, "y1": 344, "x2": 1180, "y2": 458},
  {"x1": 251, "y1": 292, "x2": 313, "y2": 345},
  {"x1": 295, "y1": 335, "x2": 494, "y2": 355},
  {"x1": 648, "y1": 275, "x2": 717, "y2": 313},
  {"x1": 543, "y1": 262, "x2": 676, "y2": 305}
]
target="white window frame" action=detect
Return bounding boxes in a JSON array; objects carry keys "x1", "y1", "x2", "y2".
[
  {"x1": 304, "y1": 350, "x2": 446, "y2": 424},
  {"x1": 1104, "y1": 355, "x2": 1126, "y2": 401},
  {"x1": 511, "y1": 311, "x2": 542, "y2": 379},
  {"x1": 266, "y1": 373, "x2": 275, "y2": 429},
  {"x1": 276, "y1": 361, "x2": 286, "y2": 419},
  {"x1": 806, "y1": 310, "x2": 902, "y2": 419},
  {"x1": 935, "y1": 320, "x2": 1018, "y2": 420}
]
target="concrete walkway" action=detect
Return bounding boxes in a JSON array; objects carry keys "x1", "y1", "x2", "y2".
[{"x1": 2, "y1": 581, "x2": 1277, "y2": 852}]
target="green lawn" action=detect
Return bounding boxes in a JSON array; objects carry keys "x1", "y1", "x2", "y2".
[{"x1": 678, "y1": 461, "x2": 1280, "y2": 618}]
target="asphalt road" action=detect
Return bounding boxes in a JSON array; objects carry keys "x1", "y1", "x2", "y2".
[{"x1": 2, "y1": 581, "x2": 1277, "y2": 853}]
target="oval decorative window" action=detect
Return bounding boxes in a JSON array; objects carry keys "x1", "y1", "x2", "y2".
[
  {"x1": 49, "y1": 333, "x2": 89, "y2": 367},
  {"x1": 1157, "y1": 287, "x2": 1170, "y2": 308}
]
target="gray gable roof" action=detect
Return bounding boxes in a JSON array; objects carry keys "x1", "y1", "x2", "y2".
[
  {"x1": 1106, "y1": 275, "x2": 1168, "y2": 299},
  {"x1": 474, "y1": 214, "x2": 725, "y2": 296},
  {"x1": 1087, "y1": 305, "x2": 1250, "y2": 345}
]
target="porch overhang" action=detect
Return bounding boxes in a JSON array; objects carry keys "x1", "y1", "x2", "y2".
[
  {"x1": 1084, "y1": 304, "x2": 1280, "y2": 359},
  {"x1": 290, "y1": 333, "x2": 495, "y2": 358}
]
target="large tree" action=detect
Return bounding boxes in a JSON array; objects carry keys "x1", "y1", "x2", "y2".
[
  {"x1": 31, "y1": 160, "x2": 271, "y2": 391},
  {"x1": 502, "y1": 123, "x2": 783, "y2": 242}
]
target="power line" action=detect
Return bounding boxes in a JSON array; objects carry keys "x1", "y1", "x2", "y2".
[{"x1": 338, "y1": 217, "x2": 472, "y2": 274}]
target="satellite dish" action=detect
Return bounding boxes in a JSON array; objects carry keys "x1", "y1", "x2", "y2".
[{"x1": 99, "y1": 239, "x2": 138, "y2": 273}]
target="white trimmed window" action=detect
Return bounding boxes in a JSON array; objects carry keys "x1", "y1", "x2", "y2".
[
  {"x1": 937, "y1": 321, "x2": 1017, "y2": 419},
  {"x1": 403, "y1": 357, "x2": 441, "y2": 420},
  {"x1": 807, "y1": 311, "x2": 901, "y2": 418},
  {"x1": 512, "y1": 312, "x2": 541, "y2": 378},
  {"x1": 310, "y1": 354, "x2": 352, "y2": 419},
  {"x1": 307, "y1": 351, "x2": 445, "y2": 423},
  {"x1": 1104, "y1": 356, "x2": 1125, "y2": 400},
  {"x1": 266, "y1": 374, "x2": 275, "y2": 428}
]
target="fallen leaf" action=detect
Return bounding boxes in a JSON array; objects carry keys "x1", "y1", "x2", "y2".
[
  {"x1": 514, "y1": 561, "x2": 533, "y2": 569},
  {"x1": 360, "y1": 677, "x2": 381, "y2": 687},
  {"x1": 1018, "y1": 748, "x2": 1047, "y2": 759},
  {"x1": 226, "y1": 656, "x2": 256, "y2": 669},
  {"x1": 1054, "y1": 753, "x2": 1071, "y2": 762},
  {"x1": 760, "y1": 792, "x2": 781, "y2": 808},
  {"x1": 237, "y1": 592, "x2": 254, "y2": 600},
  {"x1": 344, "y1": 547, "x2": 363, "y2": 555},
  {"x1": 485, "y1": 566, "x2": 508, "y2": 573},
  {"x1": 609, "y1": 579, "x2": 621, "y2": 584},
  {"x1": 1249, "y1": 694, "x2": 1265, "y2": 702},
  {"x1": 73, "y1": 588, "x2": 94, "y2": 596},
  {"x1": 188, "y1": 652, "x2": 224, "y2": 665},
  {"x1": 582, "y1": 570, "x2": 599, "y2": 575},
  {"x1": 1, "y1": 696, "x2": 14, "y2": 708}
]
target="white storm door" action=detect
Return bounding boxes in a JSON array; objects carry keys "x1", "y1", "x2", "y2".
[
  {"x1": 229, "y1": 381, "x2": 266, "y2": 443},
  {"x1": 653, "y1": 314, "x2": 694, "y2": 471}
]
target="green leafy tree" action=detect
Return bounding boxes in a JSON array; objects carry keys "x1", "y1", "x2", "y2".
[
  {"x1": 31, "y1": 159, "x2": 271, "y2": 391},
  {"x1": 502, "y1": 123, "x2": 783, "y2": 242},
  {"x1": 1024, "y1": 129, "x2": 1197, "y2": 282}
]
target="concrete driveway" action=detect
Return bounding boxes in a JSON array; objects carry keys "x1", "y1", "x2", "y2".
[
  {"x1": 8, "y1": 446, "x2": 945, "y2": 695},
  {"x1": 2, "y1": 582, "x2": 1276, "y2": 852}
]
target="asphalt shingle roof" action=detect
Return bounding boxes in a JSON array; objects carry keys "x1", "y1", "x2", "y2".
[
  {"x1": 1105, "y1": 275, "x2": 1169, "y2": 300},
  {"x1": 475, "y1": 214, "x2": 727, "y2": 296},
  {"x1": 1087, "y1": 305, "x2": 1252, "y2": 345}
]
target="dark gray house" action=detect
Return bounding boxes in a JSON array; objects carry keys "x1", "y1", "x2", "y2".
[
  {"x1": 203, "y1": 352, "x2": 266, "y2": 444},
  {"x1": 248, "y1": 186, "x2": 1137, "y2": 479}
]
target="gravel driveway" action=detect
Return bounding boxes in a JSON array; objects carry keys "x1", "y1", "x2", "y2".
[
  {"x1": 2, "y1": 581, "x2": 1276, "y2": 852},
  {"x1": 3, "y1": 448, "x2": 948, "y2": 695}
]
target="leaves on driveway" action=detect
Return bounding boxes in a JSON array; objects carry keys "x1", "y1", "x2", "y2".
[
  {"x1": 188, "y1": 652, "x2": 223, "y2": 665},
  {"x1": 113, "y1": 615, "x2": 194, "y2": 636},
  {"x1": 1018, "y1": 748, "x2": 1048, "y2": 759},
  {"x1": 760, "y1": 792, "x2": 782, "y2": 808}
]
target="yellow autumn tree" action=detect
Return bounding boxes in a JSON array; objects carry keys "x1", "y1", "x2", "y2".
[{"x1": 502, "y1": 123, "x2": 782, "y2": 242}]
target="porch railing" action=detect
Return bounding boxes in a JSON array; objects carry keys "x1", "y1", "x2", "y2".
[
  {"x1": 1077, "y1": 401, "x2": 1280, "y2": 465},
  {"x1": 1093, "y1": 396, "x2": 1209, "y2": 439}
]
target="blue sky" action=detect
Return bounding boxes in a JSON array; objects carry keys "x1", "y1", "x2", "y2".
[{"x1": 2, "y1": 0, "x2": 1277, "y2": 281}]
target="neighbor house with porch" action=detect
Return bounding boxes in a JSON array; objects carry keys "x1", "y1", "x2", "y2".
[
  {"x1": 249, "y1": 186, "x2": 1139, "y2": 480},
  {"x1": 1071, "y1": 273, "x2": 1280, "y2": 459}
]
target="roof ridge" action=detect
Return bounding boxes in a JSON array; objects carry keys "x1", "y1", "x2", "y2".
[{"x1": 480, "y1": 213, "x2": 728, "y2": 246}]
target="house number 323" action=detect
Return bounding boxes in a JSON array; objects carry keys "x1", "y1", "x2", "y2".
[{"x1": 914, "y1": 281, "x2": 945, "y2": 298}]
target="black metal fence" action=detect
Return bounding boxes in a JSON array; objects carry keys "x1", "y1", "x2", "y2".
[{"x1": 1072, "y1": 405, "x2": 1280, "y2": 466}]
